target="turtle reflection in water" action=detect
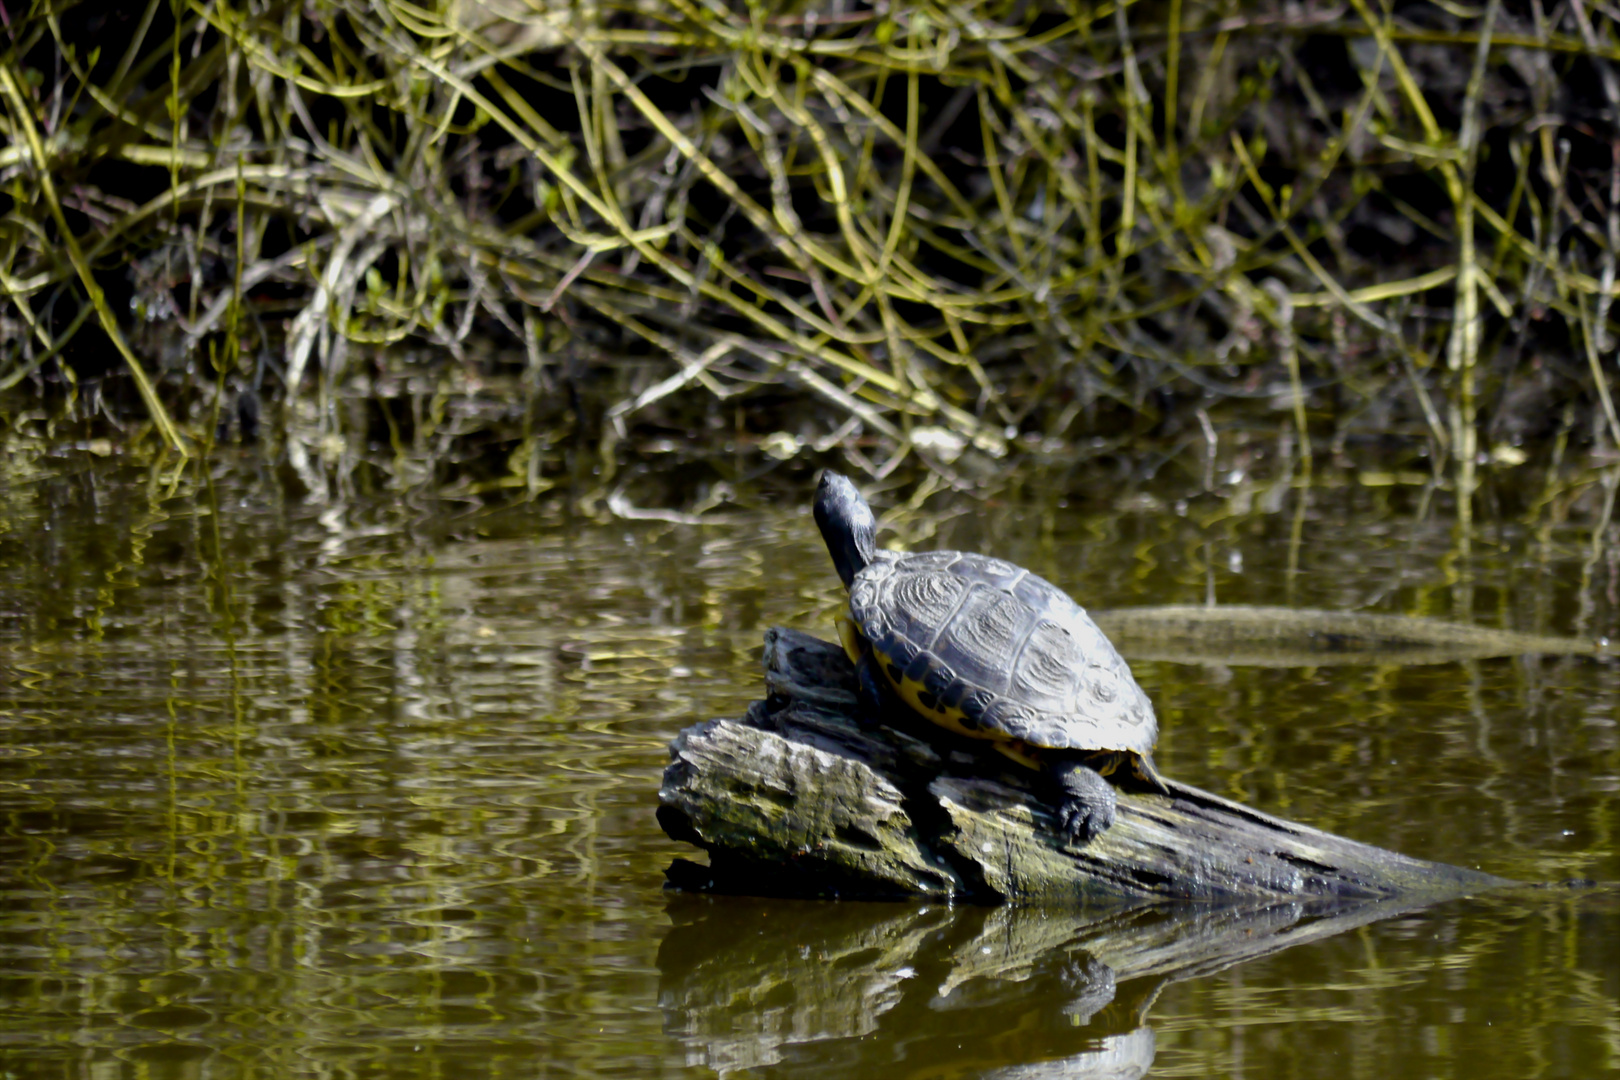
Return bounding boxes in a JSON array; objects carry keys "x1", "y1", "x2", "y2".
[{"x1": 813, "y1": 471, "x2": 1169, "y2": 843}]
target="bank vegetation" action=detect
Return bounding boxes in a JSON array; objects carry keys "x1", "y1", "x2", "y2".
[{"x1": 3, "y1": 0, "x2": 1620, "y2": 499}]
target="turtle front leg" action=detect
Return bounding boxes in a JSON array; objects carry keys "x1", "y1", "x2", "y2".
[
  {"x1": 852, "y1": 652, "x2": 889, "y2": 728},
  {"x1": 838, "y1": 617, "x2": 887, "y2": 728},
  {"x1": 1050, "y1": 759, "x2": 1118, "y2": 843}
]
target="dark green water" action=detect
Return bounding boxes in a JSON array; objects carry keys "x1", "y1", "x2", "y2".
[{"x1": 1, "y1": 449, "x2": 1617, "y2": 1078}]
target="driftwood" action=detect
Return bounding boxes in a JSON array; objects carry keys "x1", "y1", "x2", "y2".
[
  {"x1": 1092, "y1": 604, "x2": 1610, "y2": 667},
  {"x1": 657, "y1": 627, "x2": 1513, "y2": 906}
]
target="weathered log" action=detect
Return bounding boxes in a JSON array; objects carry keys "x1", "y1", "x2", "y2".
[
  {"x1": 657, "y1": 627, "x2": 1513, "y2": 906},
  {"x1": 1092, "y1": 603, "x2": 1609, "y2": 666}
]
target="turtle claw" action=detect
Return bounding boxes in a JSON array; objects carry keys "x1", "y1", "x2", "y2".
[
  {"x1": 1052, "y1": 761, "x2": 1118, "y2": 844},
  {"x1": 1056, "y1": 795, "x2": 1116, "y2": 843}
]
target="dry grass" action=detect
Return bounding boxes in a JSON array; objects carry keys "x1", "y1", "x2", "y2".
[{"x1": 3, "y1": 0, "x2": 1620, "y2": 497}]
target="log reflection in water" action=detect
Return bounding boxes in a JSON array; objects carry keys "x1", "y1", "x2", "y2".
[{"x1": 658, "y1": 888, "x2": 1467, "y2": 1079}]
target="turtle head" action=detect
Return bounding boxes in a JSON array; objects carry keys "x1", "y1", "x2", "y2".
[{"x1": 814, "y1": 471, "x2": 877, "y2": 590}]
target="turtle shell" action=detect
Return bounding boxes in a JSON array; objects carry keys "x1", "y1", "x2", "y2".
[{"x1": 848, "y1": 550, "x2": 1157, "y2": 755}]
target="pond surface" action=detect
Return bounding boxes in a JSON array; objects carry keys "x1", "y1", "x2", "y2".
[{"x1": 1, "y1": 446, "x2": 1617, "y2": 1078}]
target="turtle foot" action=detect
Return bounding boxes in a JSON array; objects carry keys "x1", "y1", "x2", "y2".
[
  {"x1": 1052, "y1": 761, "x2": 1118, "y2": 843},
  {"x1": 1059, "y1": 954, "x2": 1119, "y2": 1024}
]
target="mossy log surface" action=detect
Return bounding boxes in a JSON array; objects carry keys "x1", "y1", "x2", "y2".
[{"x1": 657, "y1": 628, "x2": 1513, "y2": 906}]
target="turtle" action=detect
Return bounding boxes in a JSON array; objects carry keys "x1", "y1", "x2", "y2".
[{"x1": 812, "y1": 471, "x2": 1168, "y2": 843}]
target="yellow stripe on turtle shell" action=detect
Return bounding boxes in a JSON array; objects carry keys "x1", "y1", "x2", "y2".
[
  {"x1": 836, "y1": 614, "x2": 865, "y2": 667},
  {"x1": 893, "y1": 672, "x2": 983, "y2": 739},
  {"x1": 872, "y1": 641, "x2": 1000, "y2": 744},
  {"x1": 871, "y1": 637, "x2": 1148, "y2": 780},
  {"x1": 839, "y1": 614, "x2": 991, "y2": 738}
]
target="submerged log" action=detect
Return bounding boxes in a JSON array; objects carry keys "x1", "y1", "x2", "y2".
[
  {"x1": 1092, "y1": 604, "x2": 1611, "y2": 667},
  {"x1": 657, "y1": 627, "x2": 1513, "y2": 906}
]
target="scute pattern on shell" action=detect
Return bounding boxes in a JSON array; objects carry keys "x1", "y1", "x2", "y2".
[
  {"x1": 890, "y1": 571, "x2": 969, "y2": 634},
  {"x1": 1015, "y1": 619, "x2": 1082, "y2": 709},
  {"x1": 850, "y1": 549, "x2": 1157, "y2": 754},
  {"x1": 946, "y1": 587, "x2": 1026, "y2": 681}
]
